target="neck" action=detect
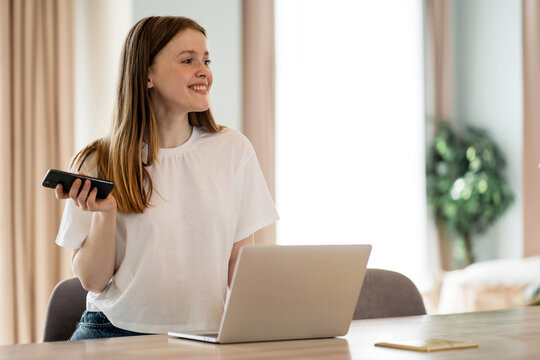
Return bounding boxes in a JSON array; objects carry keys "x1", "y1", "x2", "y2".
[{"x1": 155, "y1": 112, "x2": 193, "y2": 148}]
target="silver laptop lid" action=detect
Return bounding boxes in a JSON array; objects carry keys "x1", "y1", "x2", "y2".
[{"x1": 217, "y1": 244, "x2": 371, "y2": 343}]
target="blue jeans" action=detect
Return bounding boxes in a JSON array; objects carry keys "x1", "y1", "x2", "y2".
[{"x1": 69, "y1": 311, "x2": 150, "y2": 341}]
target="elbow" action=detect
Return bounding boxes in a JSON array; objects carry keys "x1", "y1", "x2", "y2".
[
  {"x1": 78, "y1": 275, "x2": 108, "y2": 294},
  {"x1": 73, "y1": 266, "x2": 109, "y2": 293},
  {"x1": 72, "y1": 253, "x2": 111, "y2": 293}
]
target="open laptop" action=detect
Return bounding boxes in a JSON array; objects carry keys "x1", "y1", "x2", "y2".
[{"x1": 168, "y1": 244, "x2": 371, "y2": 344}]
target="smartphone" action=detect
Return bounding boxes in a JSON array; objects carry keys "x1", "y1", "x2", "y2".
[{"x1": 41, "y1": 169, "x2": 114, "y2": 199}]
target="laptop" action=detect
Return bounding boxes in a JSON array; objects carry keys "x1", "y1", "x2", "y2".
[{"x1": 168, "y1": 244, "x2": 371, "y2": 344}]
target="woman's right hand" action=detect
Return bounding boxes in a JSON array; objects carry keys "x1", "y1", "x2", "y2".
[{"x1": 55, "y1": 172, "x2": 117, "y2": 213}]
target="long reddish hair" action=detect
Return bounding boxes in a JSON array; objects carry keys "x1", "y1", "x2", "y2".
[{"x1": 72, "y1": 16, "x2": 224, "y2": 213}]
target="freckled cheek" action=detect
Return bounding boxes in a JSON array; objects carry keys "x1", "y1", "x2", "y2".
[
  {"x1": 156, "y1": 73, "x2": 190, "y2": 91},
  {"x1": 175, "y1": 78, "x2": 194, "y2": 94},
  {"x1": 167, "y1": 68, "x2": 193, "y2": 86}
]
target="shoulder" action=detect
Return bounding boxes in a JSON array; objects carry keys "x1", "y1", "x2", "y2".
[
  {"x1": 197, "y1": 127, "x2": 255, "y2": 158},
  {"x1": 72, "y1": 151, "x2": 98, "y2": 177},
  {"x1": 71, "y1": 138, "x2": 108, "y2": 177}
]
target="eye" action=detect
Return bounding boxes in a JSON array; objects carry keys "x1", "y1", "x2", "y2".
[
  {"x1": 204, "y1": 59, "x2": 211, "y2": 66},
  {"x1": 182, "y1": 58, "x2": 193, "y2": 64}
]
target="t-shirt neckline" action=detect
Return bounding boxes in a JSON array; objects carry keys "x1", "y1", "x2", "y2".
[{"x1": 156, "y1": 125, "x2": 200, "y2": 158}]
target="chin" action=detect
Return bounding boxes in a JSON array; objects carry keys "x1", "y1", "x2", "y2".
[{"x1": 192, "y1": 105, "x2": 210, "y2": 113}]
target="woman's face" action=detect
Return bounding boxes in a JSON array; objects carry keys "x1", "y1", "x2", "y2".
[{"x1": 148, "y1": 28, "x2": 213, "y2": 116}]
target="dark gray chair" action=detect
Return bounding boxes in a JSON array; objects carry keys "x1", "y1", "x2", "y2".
[
  {"x1": 353, "y1": 268, "x2": 426, "y2": 320},
  {"x1": 42, "y1": 277, "x2": 87, "y2": 342},
  {"x1": 42, "y1": 270, "x2": 424, "y2": 341}
]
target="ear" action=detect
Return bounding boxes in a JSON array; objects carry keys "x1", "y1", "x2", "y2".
[{"x1": 147, "y1": 69, "x2": 154, "y2": 89}]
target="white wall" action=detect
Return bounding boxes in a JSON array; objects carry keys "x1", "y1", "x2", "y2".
[
  {"x1": 453, "y1": 0, "x2": 523, "y2": 260},
  {"x1": 132, "y1": 0, "x2": 242, "y2": 131},
  {"x1": 74, "y1": 0, "x2": 242, "y2": 155},
  {"x1": 73, "y1": 0, "x2": 132, "y2": 152},
  {"x1": 275, "y1": 0, "x2": 429, "y2": 288}
]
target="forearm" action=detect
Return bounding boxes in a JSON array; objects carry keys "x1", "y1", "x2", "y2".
[
  {"x1": 72, "y1": 210, "x2": 117, "y2": 293},
  {"x1": 228, "y1": 235, "x2": 254, "y2": 286}
]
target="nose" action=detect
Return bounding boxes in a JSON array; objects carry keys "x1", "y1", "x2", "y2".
[{"x1": 196, "y1": 62, "x2": 209, "y2": 78}]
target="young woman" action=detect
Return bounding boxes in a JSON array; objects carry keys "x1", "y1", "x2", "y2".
[{"x1": 55, "y1": 16, "x2": 279, "y2": 340}]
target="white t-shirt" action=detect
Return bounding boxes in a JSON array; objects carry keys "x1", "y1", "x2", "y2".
[{"x1": 55, "y1": 126, "x2": 279, "y2": 333}]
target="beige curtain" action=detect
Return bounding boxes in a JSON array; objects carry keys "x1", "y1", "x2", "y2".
[
  {"x1": 0, "y1": 0, "x2": 73, "y2": 345},
  {"x1": 242, "y1": 0, "x2": 276, "y2": 245},
  {"x1": 522, "y1": 0, "x2": 540, "y2": 257},
  {"x1": 425, "y1": 0, "x2": 454, "y2": 271},
  {"x1": 425, "y1": 0, "x2": 453, "y2": 125}
]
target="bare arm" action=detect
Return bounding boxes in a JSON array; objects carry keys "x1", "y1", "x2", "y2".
[
  {"x1": 228, "y1": 234, "x2": 254, "y2": 287},
  {"x1": 56, "y1": 175, "x2": 117, "y2": 293}
]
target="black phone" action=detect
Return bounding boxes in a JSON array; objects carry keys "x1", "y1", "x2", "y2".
[{"x1": 41, "y1": 169, "x2": 114, "y2": 199}]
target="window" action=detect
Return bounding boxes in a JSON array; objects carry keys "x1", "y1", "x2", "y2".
[{"x1": 275, "y1": 0, "x2": 428, "y2": 287}]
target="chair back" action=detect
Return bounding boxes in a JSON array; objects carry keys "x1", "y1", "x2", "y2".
[
  {"x1": 43, "y1": 270, "x2": 426, "y2": 340},
  {"x1": 354, "y1": 268, "x2": 426, "y2": 320},
  {"x1": 42, "y1": 277, "x2": 87, "y2": 342}
]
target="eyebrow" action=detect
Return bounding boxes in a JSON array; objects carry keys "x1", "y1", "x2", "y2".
[{"x1": 177, "y1": 50, "x2": 209, "y2": 57}]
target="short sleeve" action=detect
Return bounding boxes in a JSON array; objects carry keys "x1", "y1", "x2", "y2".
[
  {"x1": 55, "y1": 200, "x2": 92, "y2": 249},
  {"x1": 55, "y1": 155, "x2": 96, "y2": 249},
  {"x1": 234, "y1": 150, "x2": 279, "y2": 242}
]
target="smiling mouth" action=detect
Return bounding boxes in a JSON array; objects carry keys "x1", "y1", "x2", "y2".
[{"x1": 189, "y1": 85, "x2": 208, "y2": 92}]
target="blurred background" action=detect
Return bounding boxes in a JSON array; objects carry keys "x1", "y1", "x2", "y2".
[{"x1": 1, "y1": 0, "x2": 540, "y2": 345}]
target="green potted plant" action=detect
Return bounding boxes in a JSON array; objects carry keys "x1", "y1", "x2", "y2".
[{"x1": 426, "y1": 122, "x2": 514, "y2": 269}]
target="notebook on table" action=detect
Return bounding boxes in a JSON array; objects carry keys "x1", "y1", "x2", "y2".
[{"x1": 168, "y1": 244, "x2": 371, "y2": 344}]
